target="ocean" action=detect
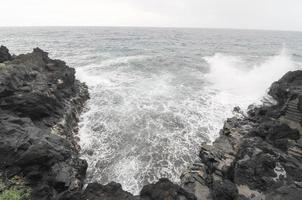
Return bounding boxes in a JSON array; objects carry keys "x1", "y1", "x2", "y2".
[{"x1": 1, "y1": 27, "x2": 302, "y2": 194}]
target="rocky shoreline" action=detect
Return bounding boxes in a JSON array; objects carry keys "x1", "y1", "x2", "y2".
[
  {"x1": 0, "y1": 46, "x2": 301, "y2": 200},
  {"x1": 180, "y1": 71, "x2": 302, "y2": 200}
]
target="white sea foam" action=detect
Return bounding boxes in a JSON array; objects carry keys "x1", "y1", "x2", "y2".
[
  {"x1": 77, "y1": 49, "x2": 301, "y2": 195},
  {"x1": 204, "y1": 48, "x2": 298, "y2": 107},
  {"x1": 76, "y1": 55, "x2": 150, "y2": 87}
]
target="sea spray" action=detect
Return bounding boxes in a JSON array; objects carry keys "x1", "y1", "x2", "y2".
[
  {"x1": 77, "y1": 55, "x2": 234, "y2": 193},
  {"x1": 204, "y1": 48, "x2": 298, "y2": 108}
]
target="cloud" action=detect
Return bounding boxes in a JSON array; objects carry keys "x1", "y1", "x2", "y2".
[{"x1": 0, "y1": 0, "x2": 301, "y2": 31}]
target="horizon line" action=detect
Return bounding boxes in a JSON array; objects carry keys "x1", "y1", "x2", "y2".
[{"x1": 0, "y1": 25, "x2": 301, "y2": 33}]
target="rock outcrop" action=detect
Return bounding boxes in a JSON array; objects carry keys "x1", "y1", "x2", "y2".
[
  {"x1": 0, "y1": 46, "x2": 12, "y2": 63},
  {"x1": 181, "y1": 70, "x2": 302, "y2": 200},
  {"x1": 0, "y1": 47, "x2": 89, "y2": 199}
]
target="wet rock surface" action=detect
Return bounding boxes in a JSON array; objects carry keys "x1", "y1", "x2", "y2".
[{"x1": 181, "y1": 70, "x2": 302, "y2": 200}]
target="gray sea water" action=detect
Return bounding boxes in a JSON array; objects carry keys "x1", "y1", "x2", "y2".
[{"x1": 1, "y1": 27, "x2": 302, "y2": 194}]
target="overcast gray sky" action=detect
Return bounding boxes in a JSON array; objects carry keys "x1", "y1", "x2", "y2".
[{"x1": 1, "y1": 0, "x2": 301, "y2": 31}]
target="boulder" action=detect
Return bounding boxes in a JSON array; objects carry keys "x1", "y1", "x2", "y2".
[
  {"x1": 0, "y1": 45, "x2": 11, "y2": 63},
  {"x1": 140, "y1": 178, "x2": 196, "y2": 200},
  {"x1": 82, "y1": 182, "x2": 136, "y2": 200}
]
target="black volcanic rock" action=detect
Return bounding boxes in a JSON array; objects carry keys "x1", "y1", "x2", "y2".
[
  {"x1": 211, "y1": 180, "x2": 238, "y2": 200},
  {"x1": 269, "y1": 70, "x2": 302, "y2": 104},
  {"x1": 140, "y1": 178, "x2": 197, "y2": 200},
  {"x1": 82, "y1": 182, "x2": 136, "y2": 200},
  {"x1": 62, "y1": 179, "x2": 197, "y2": 200},
  {"x1": 1, "y1": 48, "x2": 74, "y2": 119},
  {"x1": 0, "y1": 46, "x2": 89, "y2": 200},
  {"x1": 0, "y1": 45, "x2": 12, "y2": 63},
  {"x1": 181, "y1": 70, "x2": 302, "y2": 200}
]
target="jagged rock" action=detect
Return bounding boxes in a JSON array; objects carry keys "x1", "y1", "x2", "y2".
[
  {"x1": 181, "y1": 70, "x2": 302, "y2": 200},
  {"x1": 269, "y1": 70, "x2": 302, "y2": 104},
  {"x1": 265, "y1": 184, "x2": 302, "y2": 200},
  {"x1": 82, "y1": 182, "x2": 136, "y2": 200},
  {"x1": 140, "y1": 178, "x2": 196, "y2": 200},
  {"x1": 181, "y1": 170, "x2": 211, "y2": 200},
  {"x1": 61, "y1": 179, "x2": 197, "y2": 200},
  {"x1": 211, "y1": 180, "x2": 238, "y2": 200},
  {"x1": 0, "y1": 46, "x2": 89, "y2": 200},
  {"x1": 1, "y1": 48, "x2": 75, "y2": 119},
  {"x1": 0, "y1": 45, "x2": 11, "y2": 63}
]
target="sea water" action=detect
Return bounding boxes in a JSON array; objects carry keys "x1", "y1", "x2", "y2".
[{"x1": 1, "y1": 27, "x2": 302, "y2": 194}]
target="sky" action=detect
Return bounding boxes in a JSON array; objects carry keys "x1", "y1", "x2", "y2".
[{"x1": 0, "y1": 0, "x2": 301, "y2": 31}]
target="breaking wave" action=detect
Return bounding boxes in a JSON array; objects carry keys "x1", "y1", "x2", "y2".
[{"x1": 204, "y1": 48, "x2": 298, "y2": 108}]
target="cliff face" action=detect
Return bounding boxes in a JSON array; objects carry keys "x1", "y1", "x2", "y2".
[
  {"x1": 1, "y1": 46, "x2": 301, "y2": 200},
  {"x1": 0, "y1": 46, "x2": 89, "y2": 199}
]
